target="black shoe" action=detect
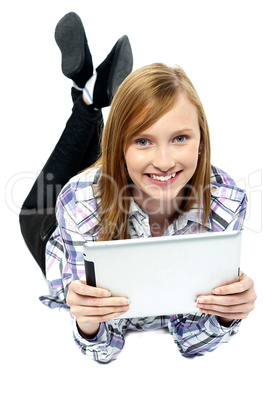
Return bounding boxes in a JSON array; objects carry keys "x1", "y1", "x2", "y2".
[
  {"x1": 93, "y1": 35, "x2": 133, "y2": 108},
  {"x1": 55, "y1": 12, "x2": 93, "y2": 88}
]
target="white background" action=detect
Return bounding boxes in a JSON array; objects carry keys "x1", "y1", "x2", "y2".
[{"x1": 2, "y1": 0, "x2": 266, "y2": 400}]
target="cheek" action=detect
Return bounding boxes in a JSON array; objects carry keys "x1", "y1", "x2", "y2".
[
  {"x1": 125, "y1": 148, "x2": 146, "y2": 173},
  {"x1": 124, "y1": 148, "x2": 138, "y2": 176},
  {"x1": 179, "y1": 145, "x2": 199, "y2": 167}
]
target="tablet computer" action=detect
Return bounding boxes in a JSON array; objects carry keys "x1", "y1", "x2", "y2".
[{"x1": 83, "y1": 230, "x2": 242, "y2": 318}]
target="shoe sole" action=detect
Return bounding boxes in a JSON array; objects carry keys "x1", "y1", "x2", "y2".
[
  {"x1": 107, "y1": 35, "x2": 133, "y2": 99},
  {"x1": 55, "y1": 12, "x2": 86, "y2": 78}
]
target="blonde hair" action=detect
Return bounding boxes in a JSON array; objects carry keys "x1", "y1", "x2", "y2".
[{"x1": 91, "y1": 63, "x2": 211, "y2": 240}]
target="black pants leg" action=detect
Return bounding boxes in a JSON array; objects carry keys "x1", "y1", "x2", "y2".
[{"x1": 19, "y1": 92, "x2": 103, "y2": 275}]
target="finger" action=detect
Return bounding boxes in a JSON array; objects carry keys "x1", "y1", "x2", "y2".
[
  {"x1": 212, "y1": 273, "x2": 251, "y2": 295},
  {"x1": 71, "y1": 304, "x2": 130, "y2": 318},
  {"x1": 196, "y1": 293, "x2": 248, "y2": 306},
  {"x1": 87, "y1": 296, "x2": 129, "y2": 307},
  {"x1": 71, "y1": 294, "x2": 129, "y2": 308},
  {"x1": 197, "y1": 307, "x2": 250, "y2": 320},
  {"x1": 78, "y1": 310, "x2": 128, "y2": 324},
  {"x1": 69, "y1": 280, "x2": 111, "y2": 298},
  {"x1": 197, "y1": 302, "x2": 254, "y2": 315}
]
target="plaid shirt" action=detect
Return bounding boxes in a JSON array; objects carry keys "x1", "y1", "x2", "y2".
[{"x1": 40, "y1": 165, "x2": 247, "y2": 363}]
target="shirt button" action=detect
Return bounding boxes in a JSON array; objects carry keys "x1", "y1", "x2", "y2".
[
  {"x1": 211, "y1": 186, "x2": 217, "y2": 194},
  {"x1": 138, "y1": 321, "x2": 144, "y2": 326}
]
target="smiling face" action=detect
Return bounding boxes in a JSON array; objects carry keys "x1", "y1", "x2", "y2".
[{"x1": 124, "y1": 92, "x2": 201, "y2": 216}]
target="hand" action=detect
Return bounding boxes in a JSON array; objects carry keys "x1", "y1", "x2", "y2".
[
  {"x1": 67, "y1": 280, "x2": 129, "y2": 337},
  {"x1": 196, "y1": 272, "x2": 257, "y2": 325}
]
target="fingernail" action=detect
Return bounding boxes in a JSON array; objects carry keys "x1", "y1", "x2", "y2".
[
  {"x1": 122, "y1": 298, "x2": 129, "y2": 305},
  {"x1": 197, "y1": 297, "x2": 205, "y2": 303},
  {"x1": 213, "y1": 289, "x2": 220, "y2": 295},
  {"x1": 103, "y1": 291, "x2": 111, "y2": 297}
]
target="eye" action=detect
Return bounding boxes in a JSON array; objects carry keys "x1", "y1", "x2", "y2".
[
  {"x1": 135, "y1": 139, "x2": 150, "y2": 147},
  {"x1": 173, "y1": 135, "x2": 188, "y2": 143}
]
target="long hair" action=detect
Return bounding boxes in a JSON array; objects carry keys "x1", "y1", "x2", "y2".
[{"x1": 90, "y1": 63, "x2": 211, "y2": 240}]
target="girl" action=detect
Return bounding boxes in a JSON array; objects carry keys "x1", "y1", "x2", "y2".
[{"x1": 20, "y1": 12, "x2": 256, "y2": 363}]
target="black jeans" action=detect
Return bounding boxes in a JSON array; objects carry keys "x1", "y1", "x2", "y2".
[{"x1": 19, "y1": 89, "x2": 103, "y2": 275}]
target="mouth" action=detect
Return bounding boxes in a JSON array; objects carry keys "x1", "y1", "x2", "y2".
[{"x1": 145, "y1": 171, "x2": 181, "y2": 184}]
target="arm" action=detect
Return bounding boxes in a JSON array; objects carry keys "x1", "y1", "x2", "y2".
[
  {"x1": 196, "y1": 272, "x2": 256, "y2": 323},
  {"x1": 67, "y1": 280, "x2": 129, "y2": 363},
  {"x1": 72, "y1": 317, "x2": 128, "y2": 363},
  {"x1": 169, "y1": 194, "x2": 256, "y2": 357},
  {"x1": 168, "y1": 312, "x2": 241, "y2": 358},
  {"x1": 196, "y1": 191, "x2": 256, "y2": 325},
  {"x1": 56, "y1": 191, "x2": 130, "y2": 362},
  {"x1": 169, "y1": 272, "x2": 255, "y2": 358}
]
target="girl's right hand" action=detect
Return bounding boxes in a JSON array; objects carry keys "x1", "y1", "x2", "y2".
[{"x1": 67, "y1": 280, "x2": 129, "y2": 338}]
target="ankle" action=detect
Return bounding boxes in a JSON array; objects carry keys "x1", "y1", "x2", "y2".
[
  {"x1": 82, "y1": 73, "x2": 97, "y2": 105},
  {"x1": 82, "y1": 92, "x2": 91, "y2": 105}
]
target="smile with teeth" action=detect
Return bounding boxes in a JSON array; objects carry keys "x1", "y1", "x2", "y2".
[{"x1": 148, "y1": 172, "x2": 177, "y2": 182}]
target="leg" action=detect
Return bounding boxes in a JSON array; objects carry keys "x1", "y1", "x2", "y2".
[
  {"x1": 19, "y1": 95, "x2": 103, "y2": 274},
  {"x1": 20, "y1": 12, "x2": 133, "y2": 275},
  {"x1": 21, "y1": 96, "x2": 102, "y2": 212}
]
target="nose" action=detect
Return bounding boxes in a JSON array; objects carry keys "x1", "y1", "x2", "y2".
[{"x1": 152, "y1": 145, "x2": 175, "y2": 172}]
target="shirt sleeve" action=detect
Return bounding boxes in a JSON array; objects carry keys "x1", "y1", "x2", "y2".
[
  {"x1": 225, "y1": 192, "x2": 248, "y2": 231},
  {"x1": 39, "y1": 225, "x2": 68, "y2": 309},
  {"x1": 50, "y1": 187, "x2": 127, "y2": 362},
  {"x1": 72, "y1": 317, "x2": 127, "y2": 363},
  {"x1": 168, "y1": 313, "x2": 241, "y2": 357}
]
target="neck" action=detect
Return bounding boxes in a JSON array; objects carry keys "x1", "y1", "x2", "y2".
[
  {"x1": 132, "y1": 189, "x2": 184, "y2": 237},
  {"x1": 132, "y1": 187, "x2": 185, "y2": 216},
  {"x1": 149, "y1": 212, "x2": 179, "y2": 237}
]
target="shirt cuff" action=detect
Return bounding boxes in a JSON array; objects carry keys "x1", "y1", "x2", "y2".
[
  {"x1": 205, "y1": 315, "x2": 241, "y2": 335},
  {"x1": 72, "y1": 318, "x2": 108, "y2": 345}
]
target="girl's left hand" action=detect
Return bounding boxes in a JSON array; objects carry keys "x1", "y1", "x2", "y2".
[{"x1": 196, "y1": 272, "x2": 257, "y2": 326}]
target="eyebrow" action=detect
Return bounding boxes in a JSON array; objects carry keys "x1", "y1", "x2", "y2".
[
  {"x1": 171, "y1": 128, "x2": 196, "y2": 135},
  {"x1": 135, "y1": 128, "x2": 196, "y2": 138}
]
